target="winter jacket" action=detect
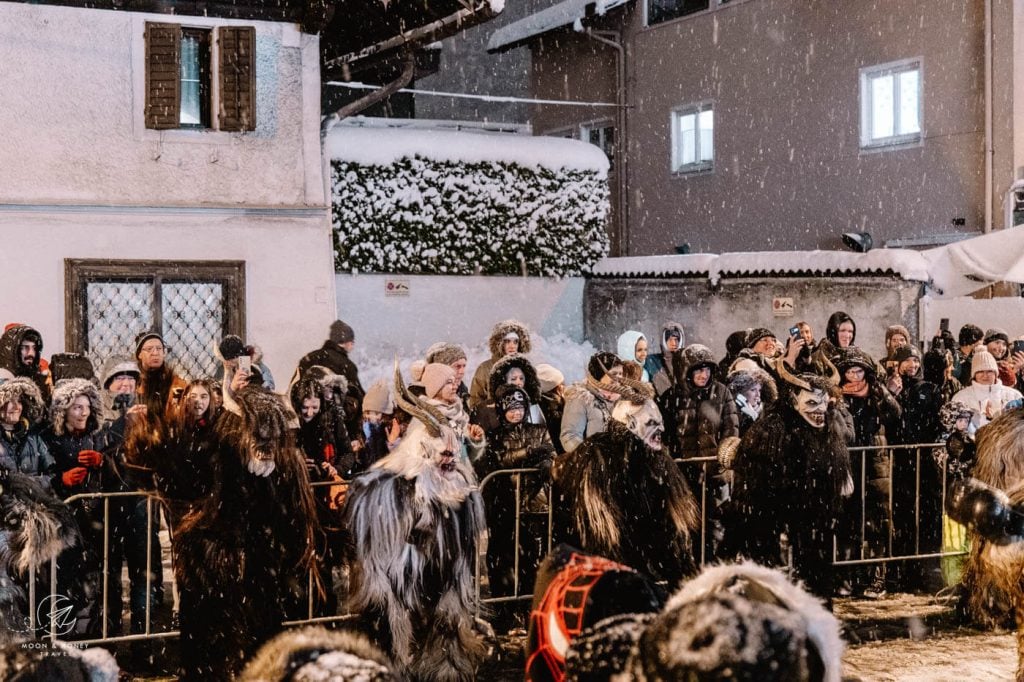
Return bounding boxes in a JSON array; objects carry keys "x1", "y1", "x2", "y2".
[
  {"x1": 660, "y1": 355, "x2": 738, "y2": 462},
  {"x1": 950, "y1": 381, "x2": 1024, "y2": 433},
  {"x1": 476, "y1": 353, "x2": 546, "y2": 430},
  {"x1": 46, "y1": 379, "x2": 121, "y2": 499},
  {"x1": 468, "y1": 319, "x2": 532, "y2": 411},
  {"x1": 0, "y1": 420, "x2": 54, "y2": 487},
  {"x1": 0, "y1": 324, "x2": 51, "y2": 403},
  {"x1": 538, "y1": 390, "x2": 565, "y2": 455},
  {"x1": 559, "y1": 383, "x2": 616, "y2": 454},
  {"x1": 617, "y1": 331, "x2": 650, "y2": 381},
  {"x1": 889, "y1": 376, "x2": 944, "y2": 446},
  {"x1": 644, "y1": 321, "x2": 685, "y2": 397},
  {"x1": 726, "y1": 365, "x2": 778, "y2": 438}
]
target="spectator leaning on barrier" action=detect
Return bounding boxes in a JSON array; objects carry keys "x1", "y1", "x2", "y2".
[{"x1": 560, "y1": 352, "x2": 623, "y2": 455}]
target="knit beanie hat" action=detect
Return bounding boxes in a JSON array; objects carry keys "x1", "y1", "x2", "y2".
[
  {"x1": 588, "y1": 352, "x2": 622, "y2": 381},
  {"x1": 495, "y1": 384, "x2": 529, "y2": 417},
  {"x1": 891, "y1": 345, "x2": 921, "y2": 365},
  {"x1": 362, "y1": 379, "x2": 393, "y2": 414},
  {"x1": 972, "y1": 349, "x2": 999, "y2": 376},
  {"x1": 535, "y1": 363, "x2": 564, "y2": 393},
  {"x1": 959, "y1": 323, "x2": 984, "y2": 347},
  {"x1": 425, "y1": 342, "x2": 467, "y2": 367},
  {"x1": 725, "y1": 329, "x2": 749, "y2": 356},
  {"x1": 984, "y1": 328, "x2": 1010, "y2": 345},
  {"x1": 134, "y1": 331, "x2": 165, "y2": 359},
  {"x1": 329, "y1": 319, "x2": 355, "y2": 345},
  {"x1": 745, "y1": 328, "x2": 776, "y2": 349},
  {"x1": 886, "y1": 324, "x2": 911, "y2": 346},
  {"x1": 408, "y1": 360, "x2": 426, "y2": 384},
  {"x1": 421, "y1": 363, "x2": 456, "y2": 399}
]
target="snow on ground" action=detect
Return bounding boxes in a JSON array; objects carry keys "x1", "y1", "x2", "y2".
[
  {"x1": 352, "y1": 332, "x2": 598, "y2": 390},
  {"x1": 843, "y1": 631, "x2": 1015, "y2": 681}
]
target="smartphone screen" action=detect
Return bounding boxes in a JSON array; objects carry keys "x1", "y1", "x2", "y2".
[{"x1": 237, "y1": 355, "x2": 252, "y2": 373}]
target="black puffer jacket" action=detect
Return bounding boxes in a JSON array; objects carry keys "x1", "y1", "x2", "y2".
[{"x1": 659, "y1": 345, "x2": 739, "y2": 462}]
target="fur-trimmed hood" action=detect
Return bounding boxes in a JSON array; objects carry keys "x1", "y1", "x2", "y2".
[
  {"x1": 0, "y1": 377, "x2": 44, "y2": 425},
  {"x1": 0, "y1": 325, "x2": 42, "y2": 376},
  {"x1": 487, "y1": 319, "x2": 532, "y2": 358},
  {"x1": 240, "y1": 626, "x2": 398, "y2": 681},
  {"x1": 99, "y1": 355, "x2": 139, "y2": 390},
  {"x1": 488, "y1": 353, "x2": 541, "y2": 403},
  {"x1": 49, "y1": 378, "x2": 103, "y2": 436},
  {"x1": 727, "y1": 365, "x2": 779, "y2": 404}
]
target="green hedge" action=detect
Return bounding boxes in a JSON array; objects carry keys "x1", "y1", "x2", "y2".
[{"x1": 331, "y1": 156, "x2": 610, "y2": 276}]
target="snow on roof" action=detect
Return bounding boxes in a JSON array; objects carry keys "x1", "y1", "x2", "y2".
[
  {"x1": 327, "y1": 125, "x2": 609, "y2": 175},
  {"x1": 487, "y1": 0, "x2": 632, "y2": 52},
  {"x1": 592, "y1": 249, "x2": 933, "y2": 284}
]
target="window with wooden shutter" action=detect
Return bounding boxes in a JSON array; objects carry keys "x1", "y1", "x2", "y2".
[
  {"x1": 145, "y1": 23, "x2": 182, "y2": 130},
  {"x1": 218, "y1": 27, "x2": 257, "y2": 132}
]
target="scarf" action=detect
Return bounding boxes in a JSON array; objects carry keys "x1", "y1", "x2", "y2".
[{"x1": 841, "y1": 380, "x2": 868, "y2": 398}]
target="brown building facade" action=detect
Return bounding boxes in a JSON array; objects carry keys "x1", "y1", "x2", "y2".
[{"x1": 491, "y1": 0, "x2": 1020, "y2": 256}]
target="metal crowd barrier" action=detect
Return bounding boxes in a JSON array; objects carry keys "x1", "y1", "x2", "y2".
[{"x1": 29, "y1": 442, "x2": 966, "y2": 645}]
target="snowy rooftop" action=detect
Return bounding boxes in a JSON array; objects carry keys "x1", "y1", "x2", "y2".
[
  {"x1": 592, "y1": 249, "x2": 933, "y2": 284},
  {"x1": 327, "y1": 125, "x2": 609, "y2": 175},
  {"x1": 487, "y1": 0, "x2": 633, "y2": 52}
]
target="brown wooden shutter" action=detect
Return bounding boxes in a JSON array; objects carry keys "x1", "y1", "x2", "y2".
[
  {"x1": 145, "y1": 23, "x2": 181, "y2": 130},
  {"x1": 218, "y1": 27, "x2": 256, "y2": 132}
]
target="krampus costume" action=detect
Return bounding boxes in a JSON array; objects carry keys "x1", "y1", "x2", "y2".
[
  {"x1": 127, "y1": 386, "x2": 320, "y2": 681},
  {"x1": 526, "y1": 545, "x2": 844, "y2": 682},
  {"x1": 340, "y1": 365, "x2": 488, "y2": 681},
  {"x1": 725, "y1": 362, "x2": 852, "y2": 604},
  {"x1": 552, "y1": 372, "x2": 699, "y2": 587},
  {"x1": 241, "y1": 626, "x2": 400, "y2": 681}
]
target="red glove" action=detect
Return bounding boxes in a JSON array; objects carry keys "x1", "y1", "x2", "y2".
[
  {"x1": 77, "y1": 450, "x2": 103, "y2": 468},
  {"x1": 62, "y1": 467, "x2": 88, "y2": 487}
]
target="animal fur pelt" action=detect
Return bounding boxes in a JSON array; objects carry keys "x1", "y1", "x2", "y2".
[
  {"x1": 127, "y1": 386, "x2": 321, "y2": 681},
  {"x1": 0, "y1": 640, "x2": 119, "y2": 681},
  {"x1": 961, "y1": 407, "x2": 1024, "y2": 670},
  {"x1": 240, "y1": 626, "x2": 399, "y2": 681},
  {"x1": 341, "y1": 421, "x2": 489, "y2": 681},
  {"x1": 552, "y1": 417, "x2": 699, "y2": 587},
  {"x1": 0, "y1": 471, "x2": 80, "y2": 647}
]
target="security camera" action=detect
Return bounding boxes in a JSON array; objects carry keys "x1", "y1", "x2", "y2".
[{"x1": 842, "y1": 232, "x2": 873, "y2": 253}]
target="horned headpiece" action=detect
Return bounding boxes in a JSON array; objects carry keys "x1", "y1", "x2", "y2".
[{"x1": 392, "y1": 359, "x2": 448, "y2": 438}]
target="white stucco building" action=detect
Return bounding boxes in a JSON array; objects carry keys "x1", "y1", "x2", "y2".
[{"x1": 0, "y1": 1, "x2": 335, "y2": 383}]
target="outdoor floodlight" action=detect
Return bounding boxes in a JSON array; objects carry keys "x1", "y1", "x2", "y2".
[{"x1": 842, "y1": 232, "x2": 873, "y2": 253}]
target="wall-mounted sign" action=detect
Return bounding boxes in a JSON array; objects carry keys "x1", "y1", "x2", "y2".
[
  {"x1": 385, "y1": 279, "x2": 410, "y2": 297},
  {"x1": 772, "y1": 297, "x2": 794, "y2": 317}
]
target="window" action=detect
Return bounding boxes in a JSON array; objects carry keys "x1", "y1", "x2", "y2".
[
  {"x1": 647, "y1": 0, "x2": 708, "y2": 26},
  {"x1": 65, "y1": 260, "x2": 246, "y2": 380},
  {"x1": 581, "y1": 122, "x2": 616, "y2": 172},
  {"x1": 671, "y1": 104, "x2": 713, "y2": 173},
  {"x1": 145, "y1": 23, "x2": 256, "y2": 132},
  {"x1": 860, "y1": 58, "x2": 921, "y2": 149}
]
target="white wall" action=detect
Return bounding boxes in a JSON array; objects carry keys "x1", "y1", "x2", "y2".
[
  {"x1": 0, "y1": 210, "x2": 336, "y2": 387},
  {"x1": 0, "y1": 3, "x2": 324, "y2": 207},
  {"x1": 334, "y1": 274, "x2": 585, "y2": 357},
  {"x1": 921, "y1": 294, "x2": 1024, "y2": 342}
]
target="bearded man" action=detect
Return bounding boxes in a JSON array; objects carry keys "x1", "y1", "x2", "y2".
[
  {"x1": 552, "y1": 373, "x2": 699, "y2": 588},
  {"x1": 726, "y1": 363, "x2": 853, "y2": 604}
]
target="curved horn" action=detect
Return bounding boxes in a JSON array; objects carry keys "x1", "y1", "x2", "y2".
[
  {"x1": 772, "y1": 357, "x2": 812, "y2": 392},
  {"x1": 393, "y1": 358, "x2": 441, "y2": 438},
  {"x1": 587, "y1": 370, "x2": 646, "y2": 405}
]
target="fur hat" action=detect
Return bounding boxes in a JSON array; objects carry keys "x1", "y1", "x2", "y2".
[
  {"x1": 940, "y1": 400, "x2": 975, "y2": 433},
  {"x1": 329, "y1": 319, "x2": 355, "y2": 345},
  {"x1": 727, "y1": 365, "x2": 779, "y2": 404},
  {"x1": 134, "y1": 331, "x2": 165, "y2": 359},
  {"x1": 972, "y1": 349, "x2": 999, "y2": 376},
  {"x1": 421, "y1": 363, "x2": 456, "y2": 399},
  {"x1": 50, "y1": 378, "x2": 103, "y2": 436},
  {"x1": 535, "y1": 363, "x2": 564, "y2": 394},
  {"x1": 984, "y1": 328, "x2": 1010, "y2": 345},
  {"x1": 959, "y1": 323, "x2": 984, "y2": 347},
  {"x1": 240, "y1": 626, "x2": 398, "y2": 681},
  {"x1": 745, "y1": 327, "x2": 776, "y2": 349},
  {"x1": 885, "y1": 324, "x2": 911, "y2": 346},
  {"x1": 425, "y1": 342, "x2": 467, "y2": 367},
  {"x1": 99, "y1": 355, "x2": 139, "y2": 390},
  {"x1": 0, "y1": 377, "x2": 44, "y2": 424},
  {"x1": 362, "y1": 379, "x2": 393, "y2": 415},
  {"x1": 588, "y1": 352, "x2": 622, "y2": 381}
]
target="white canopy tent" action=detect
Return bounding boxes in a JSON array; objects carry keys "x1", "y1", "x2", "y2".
[{"x1": 923, "y1": 228, "x2": 1024, "y2": 297}]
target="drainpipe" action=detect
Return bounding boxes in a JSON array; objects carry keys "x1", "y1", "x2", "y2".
[
  {"x1": 585, "y1": 28, "x2": 628, "y2": 256},
  {"x1": 985, "y1": 0, "x2": 993, "y2": 232}
]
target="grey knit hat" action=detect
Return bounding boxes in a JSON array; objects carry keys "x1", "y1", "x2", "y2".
[
  {"x1": 329, "y1": 319, "x2": 355, "y2": 345},
  {"x1": 425, "y1": 342, "x2": 467, "y2": 367}
]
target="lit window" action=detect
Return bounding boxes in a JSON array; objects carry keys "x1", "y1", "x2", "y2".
[
  {"x1": 179, "y1": 29, "x2": 211, "y2": 127},
  {"x1": 671, "y1": 104, "x2": 713, "y2": 173},
  {"x1": 860, "y1": 59, "x2": 922, "y2": 149}
]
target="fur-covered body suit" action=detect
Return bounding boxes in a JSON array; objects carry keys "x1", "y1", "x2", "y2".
[
  {"x1": 961, "y1": 407, "x2": 1024, "y2": 680},
  {"x1": 553, "y1": 417, "x2": 699, "y2": 588},
  {"x1": 128, "y1": 387, "x2": 319, "y2": 681},
  {"x1": 725, "y1": 389, "x2": 852, "y2": 602},
  {"x1": 342, "y1": 377, "x2": 488, "y2": 681}
]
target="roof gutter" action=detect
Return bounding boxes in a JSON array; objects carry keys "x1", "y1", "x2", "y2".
[{"x1": 320, "y1": 54, "x2": 415, "y2": 139}]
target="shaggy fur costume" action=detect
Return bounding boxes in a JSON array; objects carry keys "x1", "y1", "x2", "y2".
[
  {"x1": 240, "y1": 626, "x2": 399, "y2": 681},
  {"x1": 127, "y1": 387, "x2": 320, "y2": 681},
  {"x1": 552, "y1": 411, "x2": 699, "y2": 588},
  {"x1": 961, "y1": 408, "x2": 1024, "y2": 676},
  {"x1": 341, "y1": 402, "x2": 488, "y2": 680}
]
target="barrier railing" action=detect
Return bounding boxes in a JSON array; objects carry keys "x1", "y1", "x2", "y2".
[{"x1": 28, "y1": 442, "x2": 966, "y2": 644}]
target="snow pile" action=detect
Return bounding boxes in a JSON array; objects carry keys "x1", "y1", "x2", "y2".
[
  {"x1": 353, "y1": 331, "x2": 599, "y2": 389},
  {"x1": 331, "y1": 136, "x2": 610, "y2": 276}
]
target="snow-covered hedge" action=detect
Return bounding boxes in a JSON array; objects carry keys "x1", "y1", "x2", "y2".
[{"x1": 331, "y1": 149, "x2": 610, "y2": 276}]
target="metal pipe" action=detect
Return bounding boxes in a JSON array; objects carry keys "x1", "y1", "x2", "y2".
[
  {"x1": 985, "y1": 0, "x2": 994, "y2": 232},
  {"x1": 321, "y1": 55, "x2": 416, "y2": 139}
]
